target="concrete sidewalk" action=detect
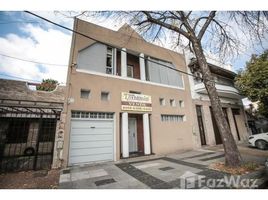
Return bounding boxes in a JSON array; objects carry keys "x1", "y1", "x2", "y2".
[{"x1": 59, "y1": 148, "x2": 268, "y2": 189}]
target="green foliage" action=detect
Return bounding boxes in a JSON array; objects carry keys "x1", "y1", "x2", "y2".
[
  {"x1": 36, "y1": 78, "x2": 58, "y2": 92},
  {"x1": 235, "y1": 50, "x2": 268, "y2": 117}
]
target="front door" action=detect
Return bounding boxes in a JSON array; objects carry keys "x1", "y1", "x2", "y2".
[
  {"x1": 196, "y1": 105, "x2": 206, "y2": 145},
  {"x1": 128, "y1": 118, "x2": 138, "y2": 152}
]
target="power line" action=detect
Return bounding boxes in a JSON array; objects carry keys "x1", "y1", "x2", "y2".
[
  {"x1": 0, "y1": 20, "x2": 40, "y2": 24},
  {"x1": 0, "y1": 53, "x2": 67, "y2": 66},
  {"x1": 24, "y1": 11, "x2": 201, "y2": 80},
  {"x1": 0, "y1": 73, "x2": 42, "y2": 83},
  {"x1": 0, "y1": 73, "x2": 66, "y2": 84}
]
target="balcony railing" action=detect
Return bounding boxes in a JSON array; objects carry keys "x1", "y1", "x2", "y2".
[{"x1": 194, "y1": 82, "x2": 241, "y2": 99}]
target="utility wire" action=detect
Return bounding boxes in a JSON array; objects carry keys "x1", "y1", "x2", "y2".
[
  {"x1": 0, "y1": 53, "x2": 67, "y2": 66},
  {"x1": 0, "y1": 73, "x2": 42, "y2": 83},
  {"x1": 0, "y1": 21, "x2": 40, "y2": 24},
  {"x1": 0, "y1": 73, "x2": 66, "y2": 84},
  {"x1": 24, "y1": 11, "x2": 201, "y2": 80}
]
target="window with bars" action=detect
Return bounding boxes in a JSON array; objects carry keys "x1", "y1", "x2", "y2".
[
  {"x1": 161, "y1": 115, "x2": 185, "y2": 122},
  {"x1": 6, "y1": 119, "x2": 30, "y2": 143},
  {"x1": 71, "y1": 111, "x2": 114, "y2": 119},
  {"x1": 39, "y1": 119, "x2": 57, "y2": 142}
]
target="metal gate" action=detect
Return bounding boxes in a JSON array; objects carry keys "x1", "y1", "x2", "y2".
[{"x1": 0, "y1": 103, "x2": 61, "y2": 172}]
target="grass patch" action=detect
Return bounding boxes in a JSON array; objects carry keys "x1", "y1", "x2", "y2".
[{"x1": 209, "y1": 162, "x2": 263, "y2": 175}]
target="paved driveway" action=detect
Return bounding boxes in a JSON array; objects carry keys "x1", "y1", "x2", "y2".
[{"x1": 59, "y1": 149, "x2": 267, "y2": 189}]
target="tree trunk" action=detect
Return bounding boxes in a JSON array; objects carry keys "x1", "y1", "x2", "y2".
[{"x1": 192, "y1": 39, "x2": 242, "y2": 167}]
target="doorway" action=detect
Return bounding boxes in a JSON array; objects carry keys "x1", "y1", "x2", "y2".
[
  {"x1": 128, "y1": 117, "x2": 138, "y2": 152},
  {"x1": 210, "y1": 107, "x2": 231, "y2": 145},
  {"x1": 196, "y1": 105, "x2": 206, "y2": 145},
  {"x1": 210, "y1": 107, "x2": 222, "y2": 145}
]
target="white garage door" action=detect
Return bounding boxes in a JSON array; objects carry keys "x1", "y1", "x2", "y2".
[{"x1": 69, "y1": 112, "x2": 114, "y2": 165}]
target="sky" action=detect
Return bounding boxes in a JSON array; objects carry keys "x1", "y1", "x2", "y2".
[{"x1": 0, "y1": 11, "x2": 267, "y2": 87}]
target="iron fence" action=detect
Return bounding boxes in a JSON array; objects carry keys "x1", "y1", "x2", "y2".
[{"x1": 0, "y1": 103, "x2": 61, "y2": 172}]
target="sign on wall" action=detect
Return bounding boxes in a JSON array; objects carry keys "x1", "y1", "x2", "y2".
[{"x1": 121, "y1": 92, "x2": 152, "y2": 112}]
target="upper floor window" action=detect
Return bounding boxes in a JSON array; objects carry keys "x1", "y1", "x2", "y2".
[
  {"x1": 146, "y1": 57, "x2": 184, "y2": 88},
  {"x1": 127, "y1": 65, "x2": 134, "y2": 78},
  {"x1": 106, "y1": 47, "x2": 113, "y2": 74}
]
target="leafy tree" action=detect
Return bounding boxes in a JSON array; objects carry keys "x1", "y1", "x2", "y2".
[
  {"x1": 36, "y1": 78, "x2": 58, "y2": 91},
  {"x1": 235, "y1": 50, "x2": 268, "y2": 118}
]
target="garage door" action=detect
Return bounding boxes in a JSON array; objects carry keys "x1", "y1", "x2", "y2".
[{"x1": 69, "y1": 112, "x2": 114, "y2": 165}]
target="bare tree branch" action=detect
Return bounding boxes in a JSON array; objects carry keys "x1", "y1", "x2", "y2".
[
  {"x1": 197, "y1": 11, "x2": 216, "y2": 40},
  {"x1": 141, "y1": 11, "x2": 191, "y2": 40}
]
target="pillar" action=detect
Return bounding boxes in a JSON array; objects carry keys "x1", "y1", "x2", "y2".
[
  {"x1": 121, "y1": 48, "x2": 127, "y2": 77},
  {"x1": 139, "y1": 53, "x2": 146, "y2": 81},
  {"x1": 121, "y1": 112, "x2": 129, "y2": 158},
  {"x1": 143, "y1": 113, "x2": 151, "y2": 155},
  {"x1": 113, "y1": 48, "x2": 117, "y2": 75},
  {"x1": 226, "y1": 107, "x2": 239, "y2": 141}
]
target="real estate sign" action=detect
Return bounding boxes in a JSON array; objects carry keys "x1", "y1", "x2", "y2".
[{"x1": 121, "y1": 92, "x2": 152, "y2": 112}]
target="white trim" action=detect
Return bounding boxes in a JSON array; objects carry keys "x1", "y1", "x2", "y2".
[
  {"x1": 121, "y1": 48, "x2": 127, "y2": 77},
  {"x1": 122, "y1": 112, "x2": 129, "y2": 158},
  {"x1": 113, "y1": 112, "x2": 116, "y2": 161},
  {"x1": 143, "y1": 113, "x2": 151, "y2": 155},
  {"x1": 113, "y1": 48, "x2": 117, "y2": 75},
  {"x1": 76, "y1": 69, "x2": 185, "y2": 90},
  {"x1": 139, "y1": 53, "x2": 146, "y2": 81}
]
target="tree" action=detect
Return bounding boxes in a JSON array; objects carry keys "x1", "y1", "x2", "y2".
[
  {"x1": 36, "y1": 78, "x2": 58, "y2": 91},
  {"x1": 62, "y1": 11, "x2": 268, "y2": 167},
  {"x1": 235, "y1": 50, "x2": 268, "y2": 118}
]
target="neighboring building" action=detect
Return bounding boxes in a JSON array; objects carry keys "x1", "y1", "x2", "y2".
[
  {"x1": 187, "y1": 58, "x2": 250, "y2": 148},
  {"x1": 245, "y1": 103, "x2": 268, "y2": 135},
  {"x1": 62, "y1": 19, "x2": 196, "y2": 167},
  {"x1": 0, "y1": 79, "x2": 65, "y2": 172}
]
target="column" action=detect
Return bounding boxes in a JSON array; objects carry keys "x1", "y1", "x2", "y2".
[
  {"x1": 203, "y1": 106, "x2": 216, "y2": 145},
  {"x1": 113, "y1": 48, "x2": 117, "y2": 75},
  {"x1": 226, "y1": 107, "x2": 239, "y2": 141},
  {"x1": 121, "y1": 48, "x2": 127, "y2": 77},
  {"x1": 121, "y1": 112, "x2": 129, "y2": 158},
  {"x1": 143, "y1": 113, "x2": 151, "y2": 155},
  {"x1": 139, "y1": 53, "x2": 146, "y2": 81}
]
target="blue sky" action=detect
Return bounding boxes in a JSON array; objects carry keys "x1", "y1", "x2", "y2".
[{"x1": 0, "y1": 11, "x2": 267, "y2": 84}]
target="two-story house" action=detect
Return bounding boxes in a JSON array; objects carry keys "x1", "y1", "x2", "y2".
[
  {"x1": 187, "y1": 58, "x2": 249, "y2": 148},
  {"x1": 62, "y1": 19, "x2": 196, "y2": 167}
]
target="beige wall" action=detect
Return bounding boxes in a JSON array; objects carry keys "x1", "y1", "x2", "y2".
[
  {"x1": 62, "y1": 70, "x2": 195, "y2": 166},
  {"x1": 62, "y1": 19, "x2": 195, "y2": 167}
]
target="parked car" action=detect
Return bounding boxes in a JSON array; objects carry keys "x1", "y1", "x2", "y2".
[{"x1": 248, "y1": 132, "x2": 268, "y2": 150}]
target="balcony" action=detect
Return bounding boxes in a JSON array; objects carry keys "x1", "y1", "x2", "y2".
[{"x1": 194, "y1": 83, "x2": 242, "y2": 99}]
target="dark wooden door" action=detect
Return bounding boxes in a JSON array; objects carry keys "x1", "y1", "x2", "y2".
[{"x1": 196, "y1": 105, "x2": 206, "y2": 145}]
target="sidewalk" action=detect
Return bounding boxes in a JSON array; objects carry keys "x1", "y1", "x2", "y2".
[{"x1": 59, "y1": 148, "x2": 268, "y2": 189}]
